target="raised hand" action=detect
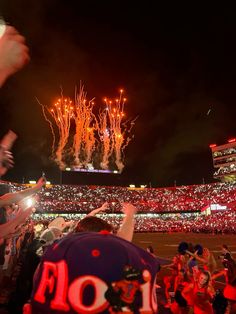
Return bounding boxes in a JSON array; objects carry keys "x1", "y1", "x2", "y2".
[
  {"x1": 121, "y1": 203, "x2": 137, "y2": 215},
  {"x1": 0, "y1": 26, "x2": 30, "y2": 85},
  {"x1": 36, "y1": 176, "x2": 46, "y2": 189},
  {"x1": 99, "y1": 202, "x2": 109, "y2": 212}
]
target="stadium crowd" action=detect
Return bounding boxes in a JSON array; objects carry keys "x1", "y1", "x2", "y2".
[
  {"x1": 8, "y1": 180, "x2": 236, "y2": 213},
  {"x1": 31, "y1": 210, "x2": 236, "y2": 234}
]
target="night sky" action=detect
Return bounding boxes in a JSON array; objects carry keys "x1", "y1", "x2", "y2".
[{"x1": 0, "y1": 1, "x2": 236, "y2": 187}]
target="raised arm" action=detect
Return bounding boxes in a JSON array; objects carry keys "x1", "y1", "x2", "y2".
[
  {"x1": 0, "y1": 206, "x2": 33, "y2": 239},
  {"x1": 186, "y1": 250, "x2": 208, "y2": 264},
  {"x1": 86, "y1": 202, "x2": 109, "y2": 217},
  {"x1": 117, "y1": 203, "x2": 137, "y2": 242},
  {"x1": 211, "y1": 269, "x2": 226, "y2": 281},
  {"x1": 0, "y1": 177, "x2": 45, "y2": 207}
]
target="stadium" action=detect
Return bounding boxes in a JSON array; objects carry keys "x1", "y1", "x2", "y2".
[{"x1": 1, "y1": 142, "x2": 234, "y2": 312}]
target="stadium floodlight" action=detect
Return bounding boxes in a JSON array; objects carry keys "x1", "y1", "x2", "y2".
[
  {"x1": 46, "y1": 181, "x2": 51, "y2": 185},
  {"x1": 29, "y1": 180, "x2": 36, "y2": 184},
  {"x1": 129, "y1": 184, "x2": 135, "y2": 188},
  {"x1": 65, "y1": 167, "x2": 71, "y2": 171},
  {"x1": 140, "y1": 185, "x2": 146, "y2": 188},
  {"x1": 113, "y1": 170, "x2": 118, "y2": 173}
]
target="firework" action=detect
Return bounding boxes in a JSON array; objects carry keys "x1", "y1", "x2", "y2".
[
  {"x1": 40, "y1": 86, "x2": 135, "y2": 172},
  {"x1": 38, "y1": 96, "x2": 73, "y2": 169},
  {"x1": 103, "y1": 89, "x2": 135, "y2": 172},
  {"x1": 73, "y1": 85, "x2": 96, "y2": 168},
  {"x1": 97, "y1": 109, "x2": 113, "y2": 170},
  {"x1": 50, "y1": 97, "x2": 74, "y2": 169}
]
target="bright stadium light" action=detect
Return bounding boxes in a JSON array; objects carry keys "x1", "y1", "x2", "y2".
[
  {"x1": 65, "y1": 167, "x2": 71, "y2": 171},
  {"x1": 129, "y1": 184, "x2": 135, "y2": 188},
  {"x1": 29, "y1": 180, "x2": 36, "y2": 184}
]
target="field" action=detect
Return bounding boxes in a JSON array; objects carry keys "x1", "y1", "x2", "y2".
[{"x1": 133, "y1": 232, "x2": 236, "y2": 263}]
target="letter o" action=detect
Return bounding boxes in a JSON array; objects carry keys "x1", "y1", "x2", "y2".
[{"x1": 68, "y1": 275, "x2": 108, "y2": 314}]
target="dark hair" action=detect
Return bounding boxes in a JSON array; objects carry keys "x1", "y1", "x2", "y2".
[
  {"x1": 75, "y1": 216, "x2": 114, "y2": 233},
  {"x1": 222, "y1": 244, "x2": 229, "y2": 251},
  {"x1": 147, "y1": 245, "x2": 154, "y2": 254},
  {"x1": 178, "y1": 242, "x2": 188, "y2": 255},
  {"x1": 194, "y1": 244, "x2": 203, "y2": 256},
  {"x1": 0, "y1": 183, "x2": 11, "y2": 196}
]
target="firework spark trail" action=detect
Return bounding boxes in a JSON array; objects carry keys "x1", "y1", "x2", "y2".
[
  {"x1": 104, "y1": 89, "x2": 131, "y2": 172},
  {"x1": 82, "y1": 100, "x2": 96, "y2": 166},
  {"x1": 121, "y1": 116, "x2": 138, "y2": 151},
  {"x1": 73, "y1": 86, "x2": 86, "y2": 167},
  {"x1": 97, "y1": 110, "x2": 113, "y2": 169},
  {"x1": 83, "y1": 125, "x2": 96, "y2": 166},
  {"x1": 49, "y1": 97, "x2": 73, "y2": 169},
  {"x1": 36, "y1": 97, "x2": 56, "y2": 156},
  {"x1": 73, "y1": 85, "x2": 95, "y2": 168}
]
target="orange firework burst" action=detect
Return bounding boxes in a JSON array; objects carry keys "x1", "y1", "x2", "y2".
[
  {"x1": 37, "y1": 96, "x2": 74, "y2": 169},
  {"x1": 97, "y1": 109, "x2": 113, "y2": 170},
  {"x1": 73, "y1": 85, "x2": 96, "y2": 168},
  {"x1": 39, "y1": 86, "x2": 136, "y2": 172},
  {"x1": 102, "y1": 89, "x2": 135, "y2": 172},
  {"x1": 49, "y1": 97, "x2": 74, "y2": 169}
]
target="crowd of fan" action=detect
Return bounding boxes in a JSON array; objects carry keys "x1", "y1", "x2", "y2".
[
  {"x1": 213, "y1": 147, "x2": 236, "y2": 157},
  {"x1": 214, "y1": 165, "x2": 236, "y2": 177},
  {"x1": 31, "y1": 209, "x2": 236, "y2": 234},
  {"x1": 8, "y1": 180, "x2": 236, "y2": 213},
  {"x1": 7, "y1": 180, "x2": 236, "y2": 235}
]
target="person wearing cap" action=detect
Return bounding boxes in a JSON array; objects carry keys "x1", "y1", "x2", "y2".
[
  {"x1": 48, "y1": 217, "x2": 69, "y2": 233},
  {"x1": 28, "y1": 232, "x2": 160, "y2": 313},
  {"x1": 37, "y1": 227, "x2": 63, "y2": 256}
]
